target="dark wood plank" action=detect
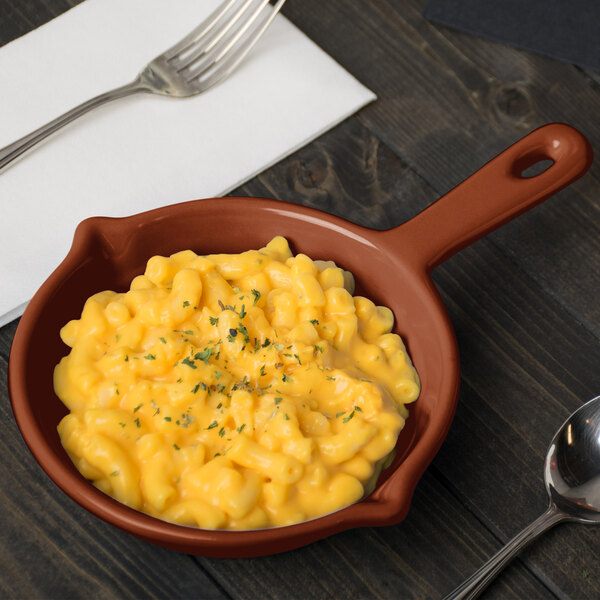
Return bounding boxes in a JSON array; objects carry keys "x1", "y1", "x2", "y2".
[
  {"x1": 282, "y1": 0, "x2": 600, "y2": 336},
  {"x1": 197, "y1": 471, "x2": 556, "y2": 600},
  {"x1": 430, "y1": 243, "x2": 600, "y2": 598},
  {"x1": 0, "y1": 0, "x2": 82, "y2": 47}
]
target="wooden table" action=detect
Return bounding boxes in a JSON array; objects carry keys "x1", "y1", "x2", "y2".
[{"x1": 1, "y1": 1, "x2": 599, "y2": 598}]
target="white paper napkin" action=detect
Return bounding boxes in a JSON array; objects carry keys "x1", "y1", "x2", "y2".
[{"x1": 0, "y1": 0, "x2": 375, "y2": 327}]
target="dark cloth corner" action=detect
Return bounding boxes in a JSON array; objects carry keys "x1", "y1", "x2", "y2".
[{"x1": 423, "y1": 0, "x2": 600, "y2": 72}]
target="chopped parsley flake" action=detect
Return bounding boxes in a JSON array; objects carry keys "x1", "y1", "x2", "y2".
[
  {"x1": 173, "y1": 443, "x2": 180, "y2": 450},
  {"x1": 239, "y1": 304, "x2": 247, "y2": 319},
  {"x1": 237, "y1": 322, "x2": 250, "y2": 343},
  {"x1": 274, "y1": 343, "x2": 284, "y2": 351},
  {"x1": 282, "y1": 373, "x2": 292, "y2": 383},
  {"x1": 134, "y1": 417, "x2": 140, "y2": 428},
  {"x1": 326, "y1": 376, "x2": 336, "y2": 381},
  {"x1": 259, "y1": 365, "x2": 266, "y2": 377},
  {"x1": 181, "y1": 357, "x2": 197, "y2": 369},
  {"x1": 144, "y1": 353, "x2": 156, "y2": 360},
  {"x1": 293, "y1": 354, "x2": 302, "y2": 365},
  {"x1": 343, "y1": 410, "x2": 355, "y2": 423},
  {"x1": 182, "y1": 301, "x2": 190, "y2": 308},
  {"x1": 209, "y1": 316, "x2": 219, "y2": 326},
  {"x1": 133, "y1": 404, "x2": 143, "y2": 413},
  {"x1": 218, "y1": 427, "x2": 226, "y2": 438},
  {"x1": 180, "y1": 414, "x2": 194, "y2": 428},
  {"x1": 251, "y1": 289, "x2": 261, "y2": 305},
  {"x1": 237, "y1": 424, "x2": 246, "y2": 434},
  {"x1": 335, "y1": 411, "x2": 345, "y2": 418},
  {"x1": 194, "y1": 347, "x2": 214, "y2": 364},
  {"x1": 164, "y1": 416, "x2": 172, "y2": 422},
  {"x1": 274, "y1": 397, "x2": 282, "y2": 404},
  {"x1": 284, "y1": 413, "x2": 290, "y2": 420},
  {"x1": 118, "y1": 422, "x2": 125, "y2": 428},
  {"x1": 159, "y1": 337, "x2": 167, "y2": 344},
  {"x1": 110, "y1": 470, "x2": 120, "y2": 477},
  {"x1": 207, "y1": 420, "x2": 218, "y2": 430},
  {"x1": 310, "y1": 319, "x2": 319, "y2": 326}
]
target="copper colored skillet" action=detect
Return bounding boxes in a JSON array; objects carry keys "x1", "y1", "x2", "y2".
[{"x1": 8, "y1": 123, "x2": 593, "y2": 557}]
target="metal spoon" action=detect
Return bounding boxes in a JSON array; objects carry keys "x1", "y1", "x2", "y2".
[{"x1": 444, "y1": 395, "x2": 600, "y2": 599}]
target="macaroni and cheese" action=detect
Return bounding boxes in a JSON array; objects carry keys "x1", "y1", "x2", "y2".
[{"x1": 54, "y1": 236, "x2": 420, "y2": 529}]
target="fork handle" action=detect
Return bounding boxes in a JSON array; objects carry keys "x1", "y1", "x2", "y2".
[{"x1": 0, "y1": 77, "x2": 149, "y2": 172}]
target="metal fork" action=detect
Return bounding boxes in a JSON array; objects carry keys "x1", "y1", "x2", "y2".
[{"x1": 0, "y1": 0, "x2": 287, "y2": 172}]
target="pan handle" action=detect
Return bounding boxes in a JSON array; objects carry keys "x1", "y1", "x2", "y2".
[{"x1": 382, "y1": 123, "x2": 593, "y2": 272}]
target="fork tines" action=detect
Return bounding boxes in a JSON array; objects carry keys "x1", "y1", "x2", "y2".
[{"x1": 165, "y1": 0, "x2": 283, "y2": 83}]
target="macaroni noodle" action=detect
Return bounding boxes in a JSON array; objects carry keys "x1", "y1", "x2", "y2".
[{"x1": 55, "y1": 236, "x2": 420, "y2": 529}]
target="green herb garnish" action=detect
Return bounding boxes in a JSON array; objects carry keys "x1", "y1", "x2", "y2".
[
  {"x1": 343, "y1": 410, "x2": 355, "y2": 423},
  {"x1": 194, "y1": 347, "x2": 214, "y2": 364}
]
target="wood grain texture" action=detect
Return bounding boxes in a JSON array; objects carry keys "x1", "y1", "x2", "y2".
[{"x1": 1, "y1": 0, "x2": 599, "y2": 598}]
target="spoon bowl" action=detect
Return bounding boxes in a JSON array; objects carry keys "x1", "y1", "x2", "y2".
[
  {"x1": 445, "y1": 395, "x2": 600, "y2": 599},
  {"x1": 546, "y1": 395, "x2": 600, "y2": 522}
]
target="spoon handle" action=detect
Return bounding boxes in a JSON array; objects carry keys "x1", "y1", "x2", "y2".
[{"x1": 443, "y1": 504, "x2": 566, "y2": 600}]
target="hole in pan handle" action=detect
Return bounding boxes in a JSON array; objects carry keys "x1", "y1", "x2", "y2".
[{"x1": 382, "y1": 123, "x2": 593, "y2": 273}]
